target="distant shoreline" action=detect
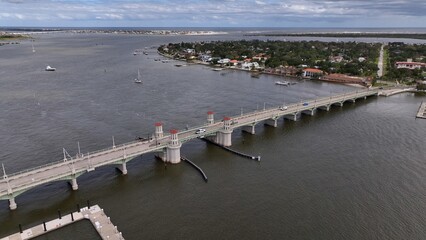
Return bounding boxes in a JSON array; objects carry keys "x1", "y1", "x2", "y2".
[{"x1": 245, "y1": 32, "x2": 426, "y2": 40}]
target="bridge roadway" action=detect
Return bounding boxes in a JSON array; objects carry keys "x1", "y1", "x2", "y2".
[{"x1": 0, "y1": 88, "x2": 379, "y2": 210}]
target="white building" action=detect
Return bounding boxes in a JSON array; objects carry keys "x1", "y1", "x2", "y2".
[{"x1": 395, "y1": 59, "x2": 425, "y2": 70}]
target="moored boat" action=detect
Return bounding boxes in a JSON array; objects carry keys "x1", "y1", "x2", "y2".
[
  {"x1": 275, "y1": 81, "x2": 290, "y2": 86},
  {"x1": 135, "y1": 68, "x2": 142, "y2": 84},
  {"x1": 45, "y1": 65, "x2": 56, "y2": 71}
]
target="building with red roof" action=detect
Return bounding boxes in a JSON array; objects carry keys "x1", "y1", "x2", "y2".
[{"x1": 303, "y1": 68, "x2": 324, "y2": 78}]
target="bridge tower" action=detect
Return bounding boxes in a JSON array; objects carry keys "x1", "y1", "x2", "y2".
[
  {"x1": 216, "y1": 117, "x2": 233, "y2": 146},
  {"x1": 207, "y1": 111, "x2": 214, "y2": 125},
  {"x1": 166, "y1": 129, "x2": 181, "y2": 164},
  {"x1": 155, "y1": 122, "x2": 164, "y2": 138}
]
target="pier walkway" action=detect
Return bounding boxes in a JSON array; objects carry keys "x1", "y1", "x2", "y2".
[
  {"x1": 0, "y1": 88, "x2": 379, "y2": 210},
  {"x1": 417, "y1": 102, "x2": 426, "y2": 119},
  {"x1": 0, "y1": 205, "x2": 123, "y2": 240}
]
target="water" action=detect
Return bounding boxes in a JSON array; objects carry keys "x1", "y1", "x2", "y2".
[{"x1": 0, "y1": 32, "x2": 425, "y2": 240}]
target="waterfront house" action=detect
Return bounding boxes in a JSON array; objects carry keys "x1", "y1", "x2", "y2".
[
  {"x1": 229, "y1": 59, "x2": 239, "y2": 66},
  {"x1": 395, "y1": 58, "x2": 425, "y2": 70},
  {"x1": 218, "y1": 58, "x2": 230, "y2": 64},
  {"x1": 241, "y1": 62, "x2": 260, "y2": 70},
  {"x1": 303, "y1": 68, "x2": 324, "y2": 78},
  {"x1": 199, "y1": 54, "x2": 212, "y2": 62}
]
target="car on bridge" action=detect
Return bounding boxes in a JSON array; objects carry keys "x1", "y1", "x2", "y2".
[
  {"x1": 303, "y1": 102, "x2": 309, "y2": 106},
  {"x1": 279, "y1": 106, "x2": 288, "y2": 110},
  {"x1": 195, "y1": 129, "x2": 206, "y2": 134}
]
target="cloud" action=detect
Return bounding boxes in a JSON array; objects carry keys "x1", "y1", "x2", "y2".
[{"x1": 0, "y1": 0, "x2": 424, "y2": 27}]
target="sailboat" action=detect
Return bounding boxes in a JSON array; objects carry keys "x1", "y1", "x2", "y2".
[{"x1": 134, "y1": 69, "x2": 142, "y2": 84}]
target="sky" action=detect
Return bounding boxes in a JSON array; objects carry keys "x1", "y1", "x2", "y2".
[{"x1": 0, "y1": 0, "x2": 425, "y2": 28}]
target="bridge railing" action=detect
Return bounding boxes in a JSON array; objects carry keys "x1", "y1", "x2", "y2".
[
  {"x1": 3, "y1": 88, "x2": 379, "y2": 178},
  {"x1": 6, "y1": 159, "x2": 67, "y2": 178},
  {"x1": 4, "y1": 139, "x2": 145, "y2": 178}
]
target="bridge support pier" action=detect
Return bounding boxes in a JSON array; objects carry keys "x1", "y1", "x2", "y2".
[
  {"x1": 9, "y1": 197, "x2": 17, "y2": 210},
  {"x1": 284, "y1": 113, "x2": 298, "y2": 121},
  {"x1": 117, "y1": 161, "x2": 128, "y2": 175},
  {"x1": 166, "y1": 145, "x2": 181, "y2": 164},
  {"x1": 265, "y1": 118, "x2": 278, "y2": 127},
  {"x1": 216, "y1": 130, "x2": 233, "y2": 147},
  {"x1": 333, "y1": 102, "x2": 344, "y2": 107},
  {"x1": 166, "y1": 130, "x2": 181, "y2": 164},
  {"x1": 70, "y1": 178, "x2": 78, "y2": 190},
  {"x1": 302, "y1": 109, "x2": 316, "y2": 116},
  {"x1": 318, "y1": 105, "x2": 331, "y2": 111},
  {"x1": 215, "y1": 117, "x2": 233, "y2": 147},
  {"x1": 242, "y1": 124, "x2": 256, "y2": 134}
]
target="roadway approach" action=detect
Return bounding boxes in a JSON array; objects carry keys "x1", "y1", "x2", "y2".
[{"x1": 0, "y1": 88, "x2": 379, "y2": 210}]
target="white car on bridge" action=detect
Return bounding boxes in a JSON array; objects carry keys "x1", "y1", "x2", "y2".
[{"x1": 195, "y1": 129, "x2": 206, "y2": 134}]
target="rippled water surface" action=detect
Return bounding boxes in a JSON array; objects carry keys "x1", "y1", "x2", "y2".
[{"x1": 0, "y1": 33, "x2": 425, "y2": 240}]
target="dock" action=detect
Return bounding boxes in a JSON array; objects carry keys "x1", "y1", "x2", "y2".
[
  {"x1": 416, "y1": 102, "x2": 426, "y2": 119},
  {"x1": 0, "y1": 205, "x2": 124, "y2": 240}
]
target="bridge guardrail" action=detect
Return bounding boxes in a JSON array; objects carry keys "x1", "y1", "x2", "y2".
[{"x1": 2, "y1": 88, "x2": 379, "y2": 179}]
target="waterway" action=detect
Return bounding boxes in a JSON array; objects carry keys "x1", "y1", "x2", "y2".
[{"x1": 0, "y1": 32, "x2": 425, "y2": 239}]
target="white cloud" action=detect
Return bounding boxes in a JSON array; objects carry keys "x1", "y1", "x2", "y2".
[{"x1": 0, "y1": 0, "x2": 425, "y2": 27}]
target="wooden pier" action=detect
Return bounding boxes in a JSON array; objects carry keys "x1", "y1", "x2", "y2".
[
  {"x1": 0, "y1": 205, "x2": 124, "y2": 240},
  {"x1": 416, "y1": 102, "x2": 426, "y2": 119}
]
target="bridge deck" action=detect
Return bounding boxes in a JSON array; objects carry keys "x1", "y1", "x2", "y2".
[{"x1": 0, "y1": 88, "x2": 378, "y2": 201}]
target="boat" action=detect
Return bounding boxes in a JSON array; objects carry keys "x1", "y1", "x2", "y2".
[
  {"x1": 175, "y1": 64, "x2": 186, "y2": 67},
  {"x1": 45, "y1": 65, "x2": 56, "y2": 71},
  {"x1": 134, "y1": 69, "x2": 142, "y2": 84},
  {"x1": 275, "y1": 81, "x2": 290, "y2": 86},
  {"x1": 212, "y1": 68, "x2": 223, "y2": 71},
  {"x1": 32, "y1": 44, "x2": 35, "y2": 53}
]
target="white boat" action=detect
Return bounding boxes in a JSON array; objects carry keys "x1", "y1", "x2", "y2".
[
  {"x1": 134, "y1": 69, "x2": 142, "y2": 84},
  {"x1": 275, "y1": 81, "x2": 290, "y2": 86},
  {"x1": 45, "y1": 65, "x2": 56, "y2": 71},
  {"x1": 212, "y1": 68, "x2": 223, "y2": 71},
  {"x1": 32, "y1": 44, "x2": 35, "y2": 53}
]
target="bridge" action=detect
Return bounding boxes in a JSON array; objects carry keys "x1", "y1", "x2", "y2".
[{"x1": 0, "y1": 88, "x2": 379, "y2": 210}]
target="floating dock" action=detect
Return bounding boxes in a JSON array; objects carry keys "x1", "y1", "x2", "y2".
[
  {"x1": 416, "y1": 102, "x2": 426, "y2": 119},
  {"x1": 1, "y1": 205, "x2": 124, "y2": 240},
  {"x1": 201, "y1": 138, "x2": 261, "y2": 161},
  {"x1": 181, "y1": 156, "x2": 208, "y2": 182}
]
